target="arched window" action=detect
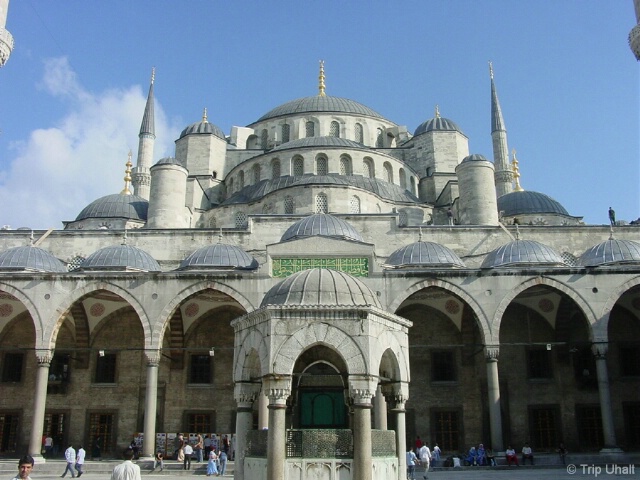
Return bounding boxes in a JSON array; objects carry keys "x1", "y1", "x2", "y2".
[
  {"x1": 208, "y1": 216, "x2": 217, "y2": 229},
  {"x1": 355, "y1": 123, "x2": 364, "y2": 144},
  {"x1": 363, "y1": 158, "x2": 374, "y2": 178},
  {"x1": 228, "y1": 178, "x2": 234, "y2": 194},
  {"x1": 315, "y1": 193, "x2": 328, "y2": 213},
  {"x1": 281, "y1": 124, "x2": 290, "y2": 144},
  {"x1": 340, "y1": 155, "x2": 352, "y2": 176},
  {"x1": 235, "y1": 212, "x2": 247, "y2": 229},
  {"x1": 305, "y1": 121, "x2": 315, "y2": 138},
  {"x1": 376, "y1": 128, "x2": 384, "y2": 148},
  {"x1": 316, "y1": 156, "x2": 328, "y2": 176},
  {"x1": 271, "y1": 159, "x2": 281, "y2": 179},
  {"x1": 261, "y1": 129, "x2": 268, "y2": 149},
  {"x1": 252, "y1": 164, "x2": 261, "y2": 184},
  {"x1": 387, "y1": 133, "x2": 396, "y2": 148},
  {"x1": 410, "y1": 176, "x2": 416, "y2": 195},
  {"x1": 329, "y1": 121, "x2": 340, "y2": 137},
  {"x1": 292, "y1": 157, "x2": 304, "y2": 176},
  {"x1": 349, "y1": 195, "x2": 361, "y2": 214},
  {"x1": 399, "y1": 168, "x2": 407, "y2": 189},
  {"x1": 284, "y1": 195, "x2": 294, "y2": 214},
  {"x1": 239, "y1": 171, "x2": 245, "y2": 188},
  {"x1": 384, "y1": 162, "x2": 393, "y2": 183},
  {"x1": 212, "y1": 171, "x2": 217, "y2": 179}
]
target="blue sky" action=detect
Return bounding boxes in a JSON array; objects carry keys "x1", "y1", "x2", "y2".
[{"x1": 0, "y1": 1, "x2": 638, "y2": 229}]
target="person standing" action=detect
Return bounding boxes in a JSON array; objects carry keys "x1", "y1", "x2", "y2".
[
  {"x1": 111, "y1": 448, "x2": 141, "y2": 480},
  {"x1": 61, "y1": 444, "x2": 76, "y2": 478},
  {"x1": 91, "y1": 435, "x2": 102, "y2": 461},
  {"x1": 13, "y1": 455, "x2": 34, "y2": 480},
  {"x1": 218, "y1": 449, "x2": 228, "y2": 476},
  {"x1": 44, "y1": 435, "x2": 54, "y2": 458},
  {"x1": 418, "y1": 442, "x2": 431, "y2": 478},
  {"x1": 609, "y1": 207, "x2": 616, "y2": 226},
  {"x1": 431, "y1": 443, "x2": 441, "y2": 466},
  {"x1": 194, "y1": 433, "x2": 204, "y2": 463},
  {"x1": 406, "y1": 447, "x2": 419, "y2": 480},
  {"x1": 206, "y1": 450, "x2": 218, "y2": 477},
  {"x1": 183, "y1": 442, "x2": 193, "y2": 470},
  {"x1": 75, "y1": 445, "x2": 86, "y2": 477}
]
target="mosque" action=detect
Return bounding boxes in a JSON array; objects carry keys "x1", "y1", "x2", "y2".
[{"x1": 0, "y1": 2, "x2": 639, "y2": 480}]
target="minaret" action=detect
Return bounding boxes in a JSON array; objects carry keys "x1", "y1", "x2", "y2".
[
  {"x1": 131, "y1": 68, "x2": 156, "y2": 200},
  {"x1": 489, "y1": 62, "x2": 514, "y2": 198},
  {"x1": 318, "y1": 60, "x2": 326, "y2": 96},
  {"x1": 629, "y1": 0, "x2": 640, "y2": 60},
  {"x1": 0, "y1": 0, "x2": 14, "y2": 67}
]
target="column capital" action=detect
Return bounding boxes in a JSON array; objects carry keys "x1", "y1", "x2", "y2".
[
  {"x1": 263, "y1": 375, "x2": 292, "y2": 406},
  {"x1": 485, "y1": 345, "x2": 500, "y2": 361},
  {"x1": 592, "y1": 342, "x2": 609, "y2": 358},
  {"x1": 144, "y1": 349, "x2": 162, "y2": 366},
  {"x1": 234, "y1": 382, "x2": 262, "y2": 406},
  {"x1": 35, "y1": 349, "x2": 54, "y2": 365},
  {"x1": 348, "y1": 375, "x2": 377, "y2": 406},
  {"x1": 381, "y1": 381, "x2": 409, "y2": 410}
]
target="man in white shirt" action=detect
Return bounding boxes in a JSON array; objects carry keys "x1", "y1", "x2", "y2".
[
  {"x1": 418, "y1": 443, "x2": 431, "y2": 479},
  {"x1": 61, "y1": 445, "x2": 76, "y2": 478},
  {"x1": 111, "y1": 448, "x2": 141, "y2": 480},
  {"x1": 183, "y1": 442, "x2": 194, "y2": 470},
  {"x1": 13, "y1": 455, "x2": 34, "y2": 480},
  {"x1": 75, "y1": 445, "x2": 86, "y2": 477}
]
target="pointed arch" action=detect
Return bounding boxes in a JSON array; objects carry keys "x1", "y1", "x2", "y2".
[
  {"x1": 594, "y1": 275, "x2": 640, "y2": 341},
  {"x1": 0, "y1": 282, "x2": 42, "y2": 343},
  {"x1": 233, "y1": 329, "x2": 270, "y2": 381}
]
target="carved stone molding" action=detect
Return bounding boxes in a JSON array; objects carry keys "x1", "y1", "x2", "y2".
[
  {"x1": 485, "y1": 345, "x2": 500, "y2": 361},
  {"x1": 591, "y1": 342, "x2": 609, "y2": 359},
  {"x1": 234, "y1": 382, "x2": 262, "y2": 406},
  {"x1": 145, "y1": 349, "x2": 162, "y2": 366},
  {"x1": 263, "y1": 376, "x2": 292, "y2": 405},
  {"x1": 36, "y1": 349, "x2": 54, "y2": 366},
  {"x1": 381, "y1": 381, "x2": 409, "y2": 409}
]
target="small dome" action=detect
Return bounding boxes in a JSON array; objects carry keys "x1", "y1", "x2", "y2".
[
  {"x1": 260, "y1": 268, "x2": 381, "y2": 308},
  {"x1": 75, "y1": 194, "x2": 148, "y2": 222},
  {"x1": 497, "y1": 190, "x2": 569, "y2": 217},
  {"x1": 385, "y1": 241, "x2": 466, "y2": 269},
  {"x1": 153, "y1": 157, "x2": 186, "y2": 168},
  {"x1": 461, "y1": 154, "x2": 489, "y2": 163},
  {"x1": 481, "y1": 240, "x2": 565, "y2": 269},
  {"x1": 281, "y1": 214, "x2": 363, "y2": 242},
  {"x1": 255, "y1": 95, "x2": 387, "y2": 123},
  {"x1": 271, "y1": 136, "x2": 367, "y2": 152},
  {"x1": 578, "y1": 238, "x2": 640, "y2": 267},
  {"x1": 179, "y1": 120, "x2": 226, "y2": 140},
  {"x1": 0, "y1": 245, "x2": 66, "y2": 273},
  {"x1": 179, "y1": 243, "x2": 258, "y2": 270},
  {"x1": 413, "y1": 116, "x2": 463, "y2": 136},
  {"x1": 79, "y1": 245, "x2": 160, "y2": 272}
]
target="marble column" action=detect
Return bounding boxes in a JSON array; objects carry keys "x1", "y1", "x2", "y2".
[
  {"x1": 28, "y1": 349, "x2": 53, "y2": 462},
  {"x1": 373, "y1": 385, "x2": 387, "y2": 430},
  {"x1": 350, "y1": 377, "x2": 377, "y2": 480},
  {"x1": 592, "y1": 342, "x2": 620, "y2": 450},
  {"x1": 234, "y1": 382, "x2": 261, "y2": 480},
  {"x1": 383, "y1": 382, "x2": 408, "y2": 480},
  {"x1": 142, "y1": 350, "x2": 161, "y2": 458},
  {"x1": 485, "y1": 345, "x2": 503, "y2": 451},
  {"x1": 258, "y1": 390, "x2": 269, "y2": 430},
  {"x1": 265, "y1": 376, "x2": 291, "y2": 480}
]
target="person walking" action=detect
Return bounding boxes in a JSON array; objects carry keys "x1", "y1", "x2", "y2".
[
  {"x1": 61, "y1": 444, "x2": 76, "y2": 478},
  {"x1": 111, "y1": 448, "x2": 141, "y2": 480},
  {"x1": 406, "y1": 447, "x2": 419, "y2": 480},
  {"x1": 75, "y1": 445, "x2": 86, "y2": 477},
  {"x1": 206, "y1": 449, "x2": 218, "y2": 477}
]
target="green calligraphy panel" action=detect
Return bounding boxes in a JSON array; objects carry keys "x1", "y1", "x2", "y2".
[{"x1": 272, "y1": 257, "x2": 369, "y2": 278}]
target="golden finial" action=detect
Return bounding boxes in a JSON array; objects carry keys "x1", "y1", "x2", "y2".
[
  {"x1": 122, "y1": 227, "x2": 128, "y2": 245},
  {"x1": 511, "y1": 149, "x2": 524, "y2": 192},
  {"x1": 218, "y1": 228, "x2": 223, "y2": 244},
  {"x1": 515, "y1": 224, "x2": 520, "y2": 240},
  {"x1": 151, "y1": 67, "x2": 155, "y2": 85},
  {"x1": 489, "y1": 61, "x2": 494, "y2": 80},
  {"x1": 202, "y1": 107, "x2": 208, "y2": 123},
  {"x1": 318, "y1": 60, "x2": 326, "y2": 97},
  {"x1": 29, "y1": 230, "x2": 35, "y2": 246},
  {"x1": 121, "y1": 151, "x2": 133, "y2": 195},
  {"x1": 419, "y1": 226, "x2": 423, "y2": 242},
  {"x1": 435, "y1": 105, "x2": 441, "y2": 118}
]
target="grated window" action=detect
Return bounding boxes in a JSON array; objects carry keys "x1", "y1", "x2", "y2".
[
  {"x1": 293, "y1": 157, "x2": 304, "y2": 176},
  {"x1": 355, "y1": 123, "x2": 364, "y2": 144},
  {"x1": 281, "y1": 124, "x2": 290, "y2": 143},
  {"x1": 349, "y1": 196, "x2": 360, "y2": 214},
  {"x1": 67, "y1": 255, "x2": 85, "y2": 272},
  {"x1": 340, "y1": 156, "x2": 352, "y2": 175},
  {"x1": 384, "y1": 162, "x2": 393, "y2": 183},
  {"x1": 260, "y1": 129, "x2": 268, "y2": 149},
  {"x1": 399, "y1": 169, "x2": 407, "y2": 189},
  {"x1": 253, "y1": 164, "x2": 261, "y2": 184},
  {"x1": 329, "y1": 121, "x2": 340, "y2": 137},
  {"x1": 235, "y1": 212, "x2": 247, "y2": 229},
  {"x1": 363, "y1": 159, "x2": 373, "y2": 178},
  {"x1": 271, "y1": 159, "x2": 281, "y2": 179},
  {"x1": 316, "y1": 194, "x2": 328, "y2": 214},
  {"x1": 376, "y1": 128, "x2": 384, "y2": 148},
  {"x1": 284, "y1": 196, "x2": 294, "y2": 214},
  {"x1": 316, "y1": 157, "x2": 328, "y2": 176},
  {"x1": 305, "y1": 121, "x2": 315, "y2": 138}
]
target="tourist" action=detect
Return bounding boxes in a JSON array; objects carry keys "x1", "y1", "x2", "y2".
[
  {"x1": 13, "y1": 455, "x2": 34, "y2": 480},
  {"x1": 111, "y1": 448, "x2": 141, "y2": 480}
]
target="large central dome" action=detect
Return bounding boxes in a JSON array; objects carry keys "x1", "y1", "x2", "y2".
[{"x1": 254, "y1": 95, "x2": 388, "y2": 123}]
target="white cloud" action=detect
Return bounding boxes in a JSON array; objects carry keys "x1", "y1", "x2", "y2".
[{"x1": 0, "y1": 57, "x2": 180, "y2": 229}]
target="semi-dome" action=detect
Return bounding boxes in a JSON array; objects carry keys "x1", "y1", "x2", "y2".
[
  {"x1": 271, "y1": 136, "x2": 367, "y2": 152},
  {"x1": 281, "y1": 214, "x2": 363, "y2": 242},
  {"x1": 178, "y1": 243, "x2": 258, "y2": 270},
  {"x1": 497, "y1": 190, "x2": 569, "y2": 216},
  {"x1": 260, "y1": 268, "x2": 381, "y2": 308},
  {"x1": 75, "y1": 193, "x2": 148, "y2": 222},
  {"x1": 481, "y1": 239, "x2": 565, "y2": 269},
  {"x1": 578, "y1": 238, "x2": 640, "y2": 267},
  {"x1": 254, "y1": 95, "x2": 388, "y2": 123},
  {"x1": 385, "y1": 241, "x2": 466, "y2": 269},
  {"x1": 179, "y1": 119, "x2": 226, "y2": 141},
  {"x1": 461, "y1": 154, "x2": 489, "y2": 163},
  {"x1": 413, "y1": 116, "x2": 463, "y2": 136},
  {"x1": 79, "y1": 244, "x2": 160, "y2": 272},
  {"x1": 0, "y1": 245, "x2": 66, "y2": 273}
]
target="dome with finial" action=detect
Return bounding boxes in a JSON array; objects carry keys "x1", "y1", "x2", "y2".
[
  {"x1": 578, "y1": 235, "x2": 640, "y2": 267},
  {"x1": 0, "y1": 233, "x2": 66, "y2": 273},
  {"x1": 79, "y1": 232, "x2": 160, "y2": 272},
  {"x1": 179, "y1": 108, "x2": 226, "y2": 140},
  {"x1": 281, "y1": 214, "x2": 363, "y2": 243},
  {"x1": 481, "y1": 238, "x2": 566, "y2": 269},
  {"x1": 413, "y1": 105, "x2": 464, "y2": 136},
  {"x1": 178, "y1": 243, "x2": 258, "y2": 270},
  {"x1": 385, "y1": 240, "x2": 466, "y2": 269}
]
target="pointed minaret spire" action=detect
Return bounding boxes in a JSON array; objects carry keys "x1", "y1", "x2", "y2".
[
  {"x1": 489, "y1": 62, "x2": 514, "y2": 198},
  {"x1": 121, "y1": 151, "x2": 133, "y2": 195},
  {"x1": 511, "y1": 149, "x2": 524, "y2": 192},
  {"x1": 202, "y1": 107, "x2": 208, "y2": 123},
  {"x1": 0, "y1": 0, "x2": 14, "y2": 67},
  {"x1": 132, "y1": 68, "x2": 156, "y2": 200},
  {"x1": 318, "y1": 60, "x2": 326, "y2": 97}
]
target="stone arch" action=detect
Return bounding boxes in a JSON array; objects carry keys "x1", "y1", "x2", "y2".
[
  {"x1": 0, "y1": 282, "x2": 42, "y2": 343},
  {"x1": 43, "y1": 282, "x2": 151, "y2": 351},
  {"x1": 154, "y1": 281, "x2": 254, "y2": 347},
  {"x1": 593, "y1": 274, "x2": 640, "y2": 341},
  {"x1": 273, "y1": 323, "x2": 367, "y2": 376},
  {"x1": 388, "y1": 278, "x2": 491, "y2": 342},
  {"x1": 373, "y1": 332, "x2": 409, "y2": 382},
  {"x1": 491, "y1": 276, "x2": 596, "y2": 344},
  {"x1": 233, "y1": 327, "x2": 270, "y2": 382}
]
